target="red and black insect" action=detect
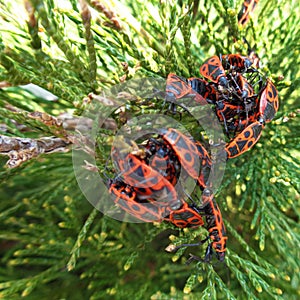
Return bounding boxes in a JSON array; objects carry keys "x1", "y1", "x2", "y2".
[
  {"x1": 109, "y1": 179, "x2": 167, "y2": 222},
  {"x1": 225, "y1": 121, "x2": 263, "y2": 158},
  {"x1": 188, "y1": 77, "x2": 218, "y2": 102},
  {"x1": 201, "y1": 189, "x2": 227, "y2": 262},
  {"x1": 165, "y1": 201, "x2": 205, "y2": 228},
  {"x1": 166, "y1": 73, "x2": 207, "y2": 106},
  {"x1": 225, "y1": 79, "x2": 279, "y2": 158},
  {"x1": 238, "y1": 0, "x2": 259, "y2": 26},
  {"x1": 259, "y1": 79, "x2": 279, "y2": 122},
  {"x1": 217, "y1": 73, "x2": 259, "y2": 136},
  {"x1": 200, "y1": 55, "x2": 228, "y2": 86},
  {"x1": 234, "y1": 73, "x2": 255, "y2": 100},
  {"x1": 157, "y1": 128, "x2": 202, "y2": 180},
  {"x1": 111, "y1": 144, "x2": 182, "y2": 210},
  {"x1": 221, "y1": 54, "x2": 253, "y2": 73},
  {"x1": 109, "y1": 178, "x2": 206, "y2": 226},
  {"x1": 166, "y1": 189, "x2": 227, "y2": 262},
  {"x1": 145, "y1": 138, "x2": 181, "y2": 186},
  {"x1": 195, "y1": 141, "x2": 212, "y2": 189},
  {"x1": 188, "y1": 79, "x2": 252, "y2": 139},
  {"x1": 157, "y1": 128, "x2": 213, "y2": 189}
]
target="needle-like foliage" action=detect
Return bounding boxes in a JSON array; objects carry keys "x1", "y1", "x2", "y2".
[{"x1": 0, "y1": 0, "x2": 299, "y2": 299}]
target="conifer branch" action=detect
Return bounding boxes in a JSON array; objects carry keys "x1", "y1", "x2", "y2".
[
  {"x1": 0, "y1": 135, "x2": 70, "y2": 168},
  {"x1": 0, "y1": 0, "x2": 299, "y2": 299}
]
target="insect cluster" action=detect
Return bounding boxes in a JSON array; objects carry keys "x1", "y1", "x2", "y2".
[
  {"x1": 107, "y1": 52, "x2": 279, "y2": 264},
  {"x1": 106, "y1": 0, "x2": 276, "y2": 262},
  {"x1": 170, "y1": 54, "x2": 279, "y2": 159},
  {"x1": 109, "y1": 127, "x2": 227, "y2": 262}
]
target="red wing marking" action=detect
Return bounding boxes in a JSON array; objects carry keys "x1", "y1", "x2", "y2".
[
  {"x1": 200, "y1": 56, "x2": 227, "y2": 84},
  {"x1": 259, "y1": 79, "x2": 279, "y2": 122},
  {"x1": 166, "y1": 73, "x2": 207, "y2": 105},
  {"x1": 225, "y1": 121, "x2": 263, "y2": 158}
]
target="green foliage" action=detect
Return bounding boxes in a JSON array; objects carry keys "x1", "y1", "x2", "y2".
[{"x1": 0, "y1": 0, "x2": 299, "y2": 299}]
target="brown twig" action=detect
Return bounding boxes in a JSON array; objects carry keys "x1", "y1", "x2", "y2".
[
  {"x1": 0, "y1": 135, "x2": 70, "y2": 168},
  {"x1": 0, "y1": 93, "x2": 119, "y2": 168}
]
